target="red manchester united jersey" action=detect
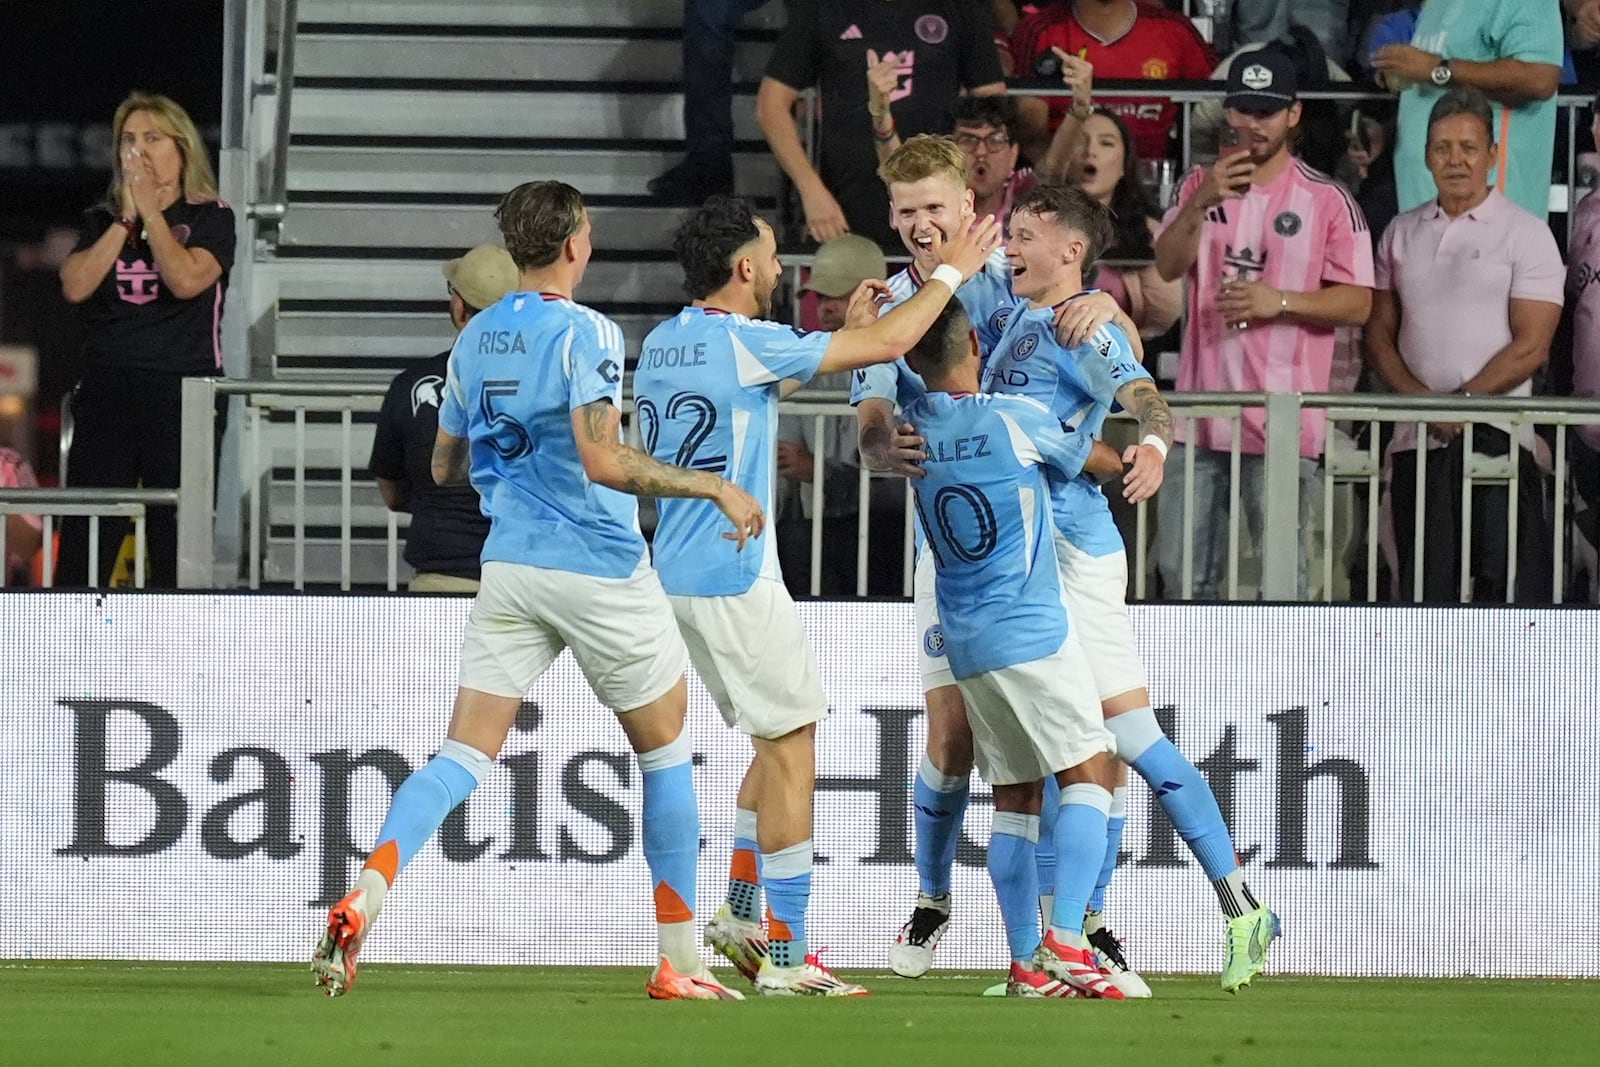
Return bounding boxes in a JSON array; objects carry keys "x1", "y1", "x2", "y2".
[{"x1": 1011, "y1": 2, "x2": 1217, "y2": 159}]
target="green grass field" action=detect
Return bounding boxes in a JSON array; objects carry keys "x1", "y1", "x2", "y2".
[{"x1": 1, "y1": 963, "x2": 1594, "y2": 1066}]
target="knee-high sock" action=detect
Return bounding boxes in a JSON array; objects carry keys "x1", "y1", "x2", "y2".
[
  {"x1": 989, "y1": 812, "x2": 1042, "y2": 964},
  {"x1": 638, "y1": 731, "x2": 700, "y2": 972},
  {"x1": 762, "y1": 840, "x2": 812, "y2": 968},
  {"x1": 355, "y1": 739, "x2": 493, "y2": 921},
  {"x1": 1035, "y1": 776, "x2": 1059, "y2": 927},
  {"x1": 913, "y1": 755, "x2": 969, "y2": 899},
  {"x1": 1047, "y1": 783, "x2": 1112, "y2": 943},
  {"x1": 1108, "y1": 707, "x2": 1238, "y2": 879},
  {"x1": 727, "y1": 807, "x2": 762, "y2": 922},
  {"x1": 1088, "y1": 786, "x2": 1128, "y2": 914}
]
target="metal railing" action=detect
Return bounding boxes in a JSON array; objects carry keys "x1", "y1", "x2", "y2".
[{"x1": 0, "y1": 489, "x2": 172, "y2": 589}]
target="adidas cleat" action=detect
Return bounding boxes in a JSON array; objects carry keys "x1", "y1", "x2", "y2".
[
  {"x1": 1222, "y1": 906, "x2": 1280, "y2": 993},
  {"x1": 311, "y1": 889, "x2": 370, "y2": 997},
  {"x1": 755, "y1": 953, "x2": 869, "y2": 997},
  {"x1": 1034, "y1": 930, "x2": 1124, "y2": 1000},
  {"x1": 646, "y1": 957, "x2": 746, "y2": 1001},
  {"x1": 705, "y1": 904, "x2": 768, "y2": 982},
  {"x1": 1086, "y1": 924, "x2": 1153, "y2": 999},
  {"x1": 888, "y1": 893, "x2": 950, "y2": 978},
  {"x1": 1005, "y1": 961, "x2": 1076, "y2": 998}
]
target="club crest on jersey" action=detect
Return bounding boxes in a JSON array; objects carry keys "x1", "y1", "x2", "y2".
[
  {"x1": 916, "y1": 14, "x2": 948, "y2": 44},
  {"x1": 990, "y1": 305, "x2": 1013, "y2": 335},
  {"x1": 1274, "y1": 211, "x2": 1303, "y2": 237},
  {"x1": 1142, "y1": 58, "x2": 1170, "y2": 79},
  {"x1": 1014, "y1": 334, "x2": 1038, "y2": 360},
  {"x1": 923, "y1": 624, "x2": 947, "y2": 658}
]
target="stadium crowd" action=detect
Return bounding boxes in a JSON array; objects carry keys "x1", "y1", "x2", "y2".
[{"x1": 0, "y1": 0, "x2": 1595, "y2": 605}]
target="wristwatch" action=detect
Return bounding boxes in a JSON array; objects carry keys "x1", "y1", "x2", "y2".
[{"x1": 1430, "y1": 59, "x2": 1452, "y2": 87}]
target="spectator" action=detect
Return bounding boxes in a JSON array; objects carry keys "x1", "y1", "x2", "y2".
[
  {"x1": 1229, "y1": 0, "x2": 1351, "y2": 64},
  {"x1": 1152, "y1": 51, "x2": 1375, "y2": 599},
  {"x1": 869, "y1": 89, "x2": 1042, "y2": 223},
  {"x1": 1373, "y1": 0, "x2": 1563, "y2": 220},
  {"x1": 0, "y1": 447, "x2": 43, "y2": 586},
  {"x1": 776, "y1": 234, "x2": 904, "y2": 595},
  {"x1": 56, "y1": 92, "x2": 234, "y2": 588},
  {"x1": 758, "y1": 1, "x2": 1005, "y2": 248},
  {"x1": 1009, "y1": 0, "x2": 1216, "y2": 166},
  {"x1": 1563, "y1": 92, "x2": 1600, "y2": 598},
  {"x1": 369, "y1": 245, "x2": 516, "y2": 593},
  {"x1": 1364, "y1": 87, "x2": 1563, "y2": 603},
  {"x1": 1068, "y1": 104, "x2": 1182, "y2": 338},
  {"x1": 649, "y1": 0, "x2": 775, "y2": 205}
]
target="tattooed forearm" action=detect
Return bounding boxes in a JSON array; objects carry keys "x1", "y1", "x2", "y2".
[
  {"x1": 613, "y1": 445, "x2": 723, "y2": 499},
  {"x1": 431, "y1": 433, "x2": 471, "y2": 486},
  {"x1": 1123, "y1": 380, "x2": 1173, "y2": 447}
]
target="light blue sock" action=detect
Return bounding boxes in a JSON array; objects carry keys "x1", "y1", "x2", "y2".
[
  {"x1": 988, "y1": 812, "x2": 1042, "y2": 964},
  {"x1": 728, "y1": 807, "x2": 762, "y2": 922},
  {"x1": 372, "y1": 739, "x2": 492, "y2": 871},
  {"x1": 763, "y1": 841, "x2": 812, "y2": 968},
  {"x1": 1109, "y1": 708, "x2": 1239, "y2": 880},
  {"x1": 638, "y1": 732, "x2": 700, "y2": 929},
  {"x1": 913, "y1": 755, "x2": 968, "y2": 898},
  {"x1": 1047, "y1": 783, "x2": 1112, "y2": 943},
  {"x1": 1089, "y1": 787, "x2": 1128, "y2": 913},
  {"x1": 1035, "y1": 775, "x2": 1059, "y2": 896}
]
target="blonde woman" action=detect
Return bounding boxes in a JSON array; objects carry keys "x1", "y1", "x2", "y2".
[{"x1": 57, "y1": 92, "x2": 234, "y2": 588}]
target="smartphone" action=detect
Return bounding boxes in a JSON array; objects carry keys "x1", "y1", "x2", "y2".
[{"x1": 1217, "y1": 126, "x2": 1250, "y2": 193}]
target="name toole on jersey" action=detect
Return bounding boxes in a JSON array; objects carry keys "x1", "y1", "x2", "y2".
[
  {"x1": 439, "y1": 291, "x2": 644, "y2": 579},
  {"x1": 904, "y1": 390, "x2": 1094, "y2": 679},
  {"x1": 636, "y1": 307, "x2": 830, "y2": 597},
  {"x1": 982, "y1": 297, "x2": 1149, "y2": 557}
]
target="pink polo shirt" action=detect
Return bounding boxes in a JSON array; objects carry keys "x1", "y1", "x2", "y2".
[
  {"x1": 1375, "y1": 189, "x2": 1565, "y2": 454},
  {"x1": 1566, "y1": 190, "x2": 1600, "y2": 451},
  {"x1": 1161, "y1": 158, "x2": 1374, "y2": 458}
]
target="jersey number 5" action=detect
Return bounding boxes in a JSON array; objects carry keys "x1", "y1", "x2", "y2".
[{"x1": 480, "y1": 379, "x2": 534, "y2": 460}]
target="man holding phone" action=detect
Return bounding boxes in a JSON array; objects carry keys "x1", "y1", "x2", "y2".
[{"x1": 1151, "y1": 51, "x2": 1375, "y2": 600}]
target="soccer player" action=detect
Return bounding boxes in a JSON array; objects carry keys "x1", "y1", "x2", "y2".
[
  {"x1": 637, "y1": 196, "x2": 1003, "y2": 996},
  {"x1": 853, "y1": 134, "x2": 1132, "y2": 979},
  {"x1": 310, "y1": 181, "x2": 765, "y2": 1001},
  {"x1": 902, "y1": 296, "x2": 1127, "y2": 998},
  {"x1": 983, "y1": 182, "x2": 1280, "y2": 993}
]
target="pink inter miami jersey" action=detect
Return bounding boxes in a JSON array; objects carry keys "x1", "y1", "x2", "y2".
[{"x1": 1160, "y1": 159, "x2": 1374, "y2": 458}]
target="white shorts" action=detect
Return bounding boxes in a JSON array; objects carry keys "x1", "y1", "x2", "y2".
[
  {"x1": 458, "y1": 559, "x2": 687, "y2": 712},
  {"x1": 1054, "y1": 534, "x2": 1148, "y2": 703},
  {"x1": 669, "y1": 578, "x2": 829, "y2": 740},
  {"x1": 954, "y1": 631, "x2": 1116, "y2": 786},
  {"x1": 914, "y1": 550, "x2": 956, "y2": 693}
]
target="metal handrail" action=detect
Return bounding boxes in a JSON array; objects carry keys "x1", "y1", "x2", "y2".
[
  {"x1": 250, "y1": 0, "x2": 298, "y2": 224},
  {"x1": 0, "y1": 488, "x2": 176, "y2": 590}
]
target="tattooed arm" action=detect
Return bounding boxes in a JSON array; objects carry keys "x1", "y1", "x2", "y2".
[
  {"x1": 431, "y1": 430, "x2": 472, "y2": 487},
  {"x1": 1113, "y1": 378, "x2": 1173, "y2": 504},
  {"x1": 570, "y1": 400, "x2": 765, "y2": 549}
]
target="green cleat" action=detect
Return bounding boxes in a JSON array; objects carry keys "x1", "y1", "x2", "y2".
[{"x1": 1221, "y1": 907, "x2": 1280, "y2": 993}]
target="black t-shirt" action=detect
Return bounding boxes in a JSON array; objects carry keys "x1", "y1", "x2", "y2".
[
  {"x1": 370, "y1": 351, "x2": 490, "y2": 578},
  {"x1": 766, "y1": 0, "x2": 1003, "y2": 248},
  {"x1": 72, "y1": 199, "x2": 236, "y2": 375}
]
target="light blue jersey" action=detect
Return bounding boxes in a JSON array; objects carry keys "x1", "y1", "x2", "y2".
[
  {"x1": 849, "y1": 248, "x2": 1017, "y2": 411},
  {"x1": 636, "y1": 307, "x2": 830, "y2": 596},
  {"x1": 982, "y1": 298, "x2": 1149, "y2": 558},
  {"x1": 439, "y1": 291, "x2": 643, "y2": 579},
  {"x1": 904, "y1": 391, "x2": 1093, "y2": 679}
]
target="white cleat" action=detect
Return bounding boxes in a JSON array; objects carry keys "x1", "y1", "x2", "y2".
[
  {"x1": 704, "y1": 904, "x2": 768, "y2": 982},
  {"x1": 888, "y1": 893, "x2": 950, "y2": 978},
  {"x1": 755, "y1": 953, "x2": 869, "y2": 997},
  {"x1": 1085, "y1": 925, "x2": 1153, "y2": 999}
]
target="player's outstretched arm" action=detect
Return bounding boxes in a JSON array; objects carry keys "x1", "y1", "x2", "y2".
[
  {"x1": 1114, "y1": 378, "x2": 1172, "y2": 504},
  {"x1": 1053, "y1": 291, "x2": 1147, "y2": 362},
  {"x1": 572, "y1": 399, "x2": 765, "y2": 550},
  {"x1": 431, "y1": 429, "x2": 471, "y2": 487},
  {"x1": 815, "y1": 216, "x2": 1003, "y2": 374},
  {"x1": 856, "y1": 397, "x2": 927, "y2": 478}
]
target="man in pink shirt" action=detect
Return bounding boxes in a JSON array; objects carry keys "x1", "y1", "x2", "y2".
[
  {"x1": 1367, "y1": 87, "x2": 1564, "y2": 603},
  {"x1": 1152, "y1": 51, "x2": 1375, "y2": 599}
]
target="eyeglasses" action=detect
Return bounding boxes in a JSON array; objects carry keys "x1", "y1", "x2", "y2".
[{"x1": 953, "y1": 131, "x2": 1012, "y2": 152}]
